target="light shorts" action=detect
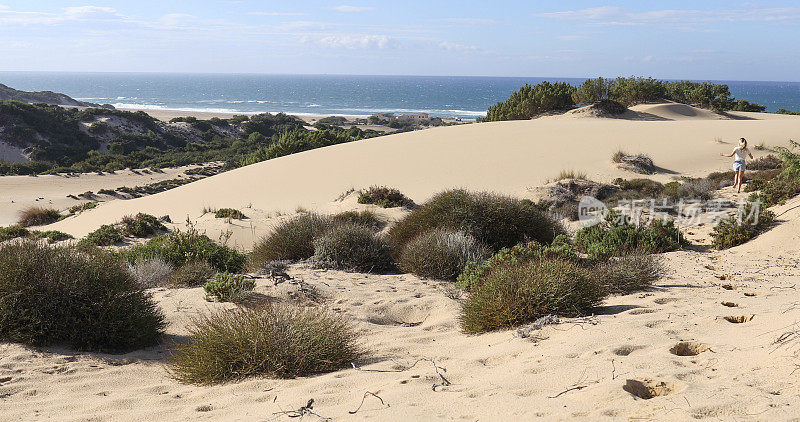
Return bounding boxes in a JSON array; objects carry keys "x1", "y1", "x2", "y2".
[{"x1": 733, "y1": 160, "x2": 746, "y2": 171}]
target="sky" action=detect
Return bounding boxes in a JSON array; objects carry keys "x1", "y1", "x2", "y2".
[{"x1": 1, "y1": 1, "x2": 799, "y2": 81}]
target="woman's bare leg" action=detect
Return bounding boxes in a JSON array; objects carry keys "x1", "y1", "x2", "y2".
[{"x1": 737, "y1": 171, "x2": 745, "y2": 193}]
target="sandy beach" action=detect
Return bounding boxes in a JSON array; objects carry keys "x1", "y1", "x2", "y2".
[{"x1": 2, "y1": 103, "x2": 800, "y2": 420}]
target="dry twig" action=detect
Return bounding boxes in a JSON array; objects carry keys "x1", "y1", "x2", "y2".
[{"x1": 348, "y1": 392, "x2": 388, "y2": 414}]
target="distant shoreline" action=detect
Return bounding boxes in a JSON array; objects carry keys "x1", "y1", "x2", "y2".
[{"x1": 118, "y1": 107, "x2": 371, "y2": 124}]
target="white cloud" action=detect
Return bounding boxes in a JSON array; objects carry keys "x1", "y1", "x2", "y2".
[
  {"x1": 250, "y1": 11, "x2": 305, "y2": 16},
  {"x1": 0, "y1": 5, "x2": 127, "y2": 25},
  {"x1": 438, "y1": 41, "x2": 477, "y2": 52},
  {"x1": 332, "y1": 5, "x2": 373, "y2": 13},
  {"x1": 303, "y1": 34, "x2": 391, "y2": 49},
  {"x1": 534, "y1": 6, "x2": 800, "y2": 25}
]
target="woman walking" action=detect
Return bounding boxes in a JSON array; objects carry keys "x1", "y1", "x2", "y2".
[{"x1": 720, "y1": 138, "x2": 754, "y2": 193}]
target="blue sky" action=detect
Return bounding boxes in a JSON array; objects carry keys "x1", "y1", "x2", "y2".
[{"x1": 1, "y1": 1, "x2": 799, "y2": 81}]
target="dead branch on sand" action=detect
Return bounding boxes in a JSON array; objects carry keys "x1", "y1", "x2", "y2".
[
  {"x1": 349, "y1": 392, "x2": 388, "y2": 414},
  {"x1": 352, "y1": 357, "x2": 452, "y2": 390}
]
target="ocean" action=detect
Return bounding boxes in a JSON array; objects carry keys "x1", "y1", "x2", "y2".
[{"x1": 2, "y1": 72, "x2": 800, "y2": 120}]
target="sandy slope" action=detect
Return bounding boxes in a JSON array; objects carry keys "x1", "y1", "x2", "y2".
[{"x1": 37, "y1": 105, "x2": 800, "y2": 247}]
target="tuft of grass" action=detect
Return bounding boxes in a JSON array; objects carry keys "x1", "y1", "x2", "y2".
[
  {"x1": 203, "y1": 272, "x2": 254, "y2": 302},
  {"x1": 611, "y1": 149, "x2": 626, "y2": 163},
  {"x1": 399, "y1": 229, "x2": 489, "y2": 281},
  {"x1": 169, "y1": 305, "x2": 362, "y2": 384},
  {"x1": 170, "y1": 259, "x2": 216, "y2": 287},
  {"x1": 331, "y1": 210, "x2": 385, "y2": 231},
  {"x1": 214, "y1": 208, "x2": 245, "y2": 220},
  {"x1": 556, "y1": 169, "x2": 588, "y2": 180},
  {"x1": 312, "y1": 223, "x2": 394, "y2": 273},
  {"x1": 357, "y1": 186, "x2": 415, "y2": 208},
  {"x1": 17, "y1": 206, "x2": 61, "y2": 227},
  {"x1": 387, "y1": 189, "x2": 565, "y2": 254},
  {"x1": 121, "y1": 213, "x2": 166, "y2": 238},
  {"x1": 128, "y1": 257, "x2": 174, "y2": 288},
  {"x1": 249, "y1": 214, "x2": 333, "y2": 269},
  {"x1": 460, "y1": 258, "x2": 603, "y2": 334},
  {"x1": 0, "y1": 241, "x2": 165, "y2": 352}
]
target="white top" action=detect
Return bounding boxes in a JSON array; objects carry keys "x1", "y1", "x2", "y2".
[{"x1": 733, "y1": 146, "x2": 750, "y2": 162}]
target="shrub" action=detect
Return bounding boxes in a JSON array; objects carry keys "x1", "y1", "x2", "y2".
[
  {"x1": 357, "y1": 186, "x2": 415, "y2": 208},
  {"x1": 32, "y1": 230, "x2": 74, "y2": 243},
  {"x1": 0, "y1": 225, "x2": 30, "y2": 241},
  {"x1": 312, "y1": 223, "x2": 394, "y2": 273},
  {"x1": 17, "y1": 206, "x2": 61, "y2": 227},
  {"x1": 170, "y1": 259, "x2": 216, "y2": 287},
  {"x1": 611, "y1": 178, "x2": 664, "y2": 198},
  {"x1": 0, "y1": 241, "x2": 165, "y2": 351},
  {"x1": 169, "y1": 305, "x2": 362, "y2": 384},
  {"x1": 614, "y1": 153, "x2": 655, "y2": 174},
  {"x1": 575, "y1": 218, "x2": 686, "y2": 259},
  {"x1": 203, "y1": 272, "x2": 255, "y2": 302},
  {"x1": 331, "y1": 210, "x2": 385, "y2": 231},
  {"x1": 122, "y1": 229, "x2": 246, "y2": 273},
  {"x1": 387, "y1": 189, "x2": 565, "y2": 254},
  {"x1": 460, "y1": 258, "x2": 603, "y2": 334},
  {"x1": 81, "y1": 224, "x2": 124, "y2": 246},
  {"x1": 747, "y1": 154, "x2": 782, "y2": 171},
  {"x1": 750, "y1": 140, "x2": 800, "y2": 207},
  {"x1": 121, "y1": 213, "x2": 166, "y2": 238},
  {"x1": 595, "y1": 254, "x2": 662, "y2": 294},
  {"x1": 710, "y1": 202, "x2": 775, "y2": 249},
  {"x1": 456, "y1": 236, "x2": 577, "y2": 292},
  {"x1": 399, "y1": 229, "x2": 490, "y2": 281},
  {"x1": 249, "y1": 213, "x2": 333, "y2": 268},
  {"x1": 128, "y1": 257, "x2": 174, "y2": 288},
  {"x1": 215, "y1": 208, "x2": 245, "y2": 219}
]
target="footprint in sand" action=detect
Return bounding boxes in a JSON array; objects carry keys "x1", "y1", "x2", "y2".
[
  {"x1": 623, "y1": 378, "x2": 684, "y2": 399},
  {"x1": 670, "y1": 342, "x2": 709, "y2": 356},
  {"x1": 724, "y1": 315, "x2": 754, "y2": 323},
  {"x1": 612, "y1": 345, "x2": 647, "y2": 356}
]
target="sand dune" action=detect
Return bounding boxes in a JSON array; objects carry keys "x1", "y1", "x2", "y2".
[{"x1": 39, "y1": 105, "x2": 800, "y2": 248}]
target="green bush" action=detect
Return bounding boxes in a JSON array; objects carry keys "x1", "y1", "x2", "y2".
[
  {"x1": 17, "y1": 206, "x2": 62, "y2": 227},
  {"x1": 575, "y1": 218, "x2": 686, "y2": 259},
  {"x1": 312, "y1": 223, "x2": 394, "y2": 273},
  {"x1": 0, "y1": 241, "x2": 165, "y2": 351},
  {"x1": 170, "y1": 259, "x2": 216, "y2": 287},
  {"x1": 357, "y1": 186, "x2": 415, "y2": 208},
  {"x1": 710, "y1": 202, "x2": 775, "y2": 249},
  {"x1": 122, "y1": 229, "x2": 246, "y2": 273},
  {"x1": 203, "y1": 272, "x2": 255, "y2": 302},
  {"x1": 388, "y1": 189, "x2": 565, "y2": 254},
  {"x1": 595, "y1": 253, "x2": 662, "y2": 294},
  {"x1": 32, "y1": 230, "x2": 74, "y2": 243},
  {"x1": 331, "y1": 210, "x2": 385, "y2": 231},
  {"x1": 249, "y1": 213, "x2": 333, "y2": 268},
  {"x1": 460, "y1": 258, "x2": 602, "y2": 334},
  {"x1": 214, "y1": 208, "x2": 245, "y2": 219},
  {"x1": 81, "y1": 224, "x2": 124, "y2": 246},
  {"x1": 399, "y1": 229, "x2": 490, "y2": 281},
  {"x1": 169, "y1": 305, "x2": 362, "y2": 384},
  {"x1": 121, "y1": 213, "x2": 166, "y2": 237},
  {"x1": 456, "y1": 236, "x2": 577, "y2": 292},
  {"x1": 751, "y1": 140, "x2": 800, "y2": 207},
  {"x1": 0, "y1": 225, "x2": 30, "y2": 241},
  {"x1": 485, "y1": 81, "x2": 576, "y2": 121}
]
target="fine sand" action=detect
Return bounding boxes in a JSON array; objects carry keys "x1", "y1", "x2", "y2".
[{"x1": 2, "y1": 104, "x2": 800, "y2": 420}]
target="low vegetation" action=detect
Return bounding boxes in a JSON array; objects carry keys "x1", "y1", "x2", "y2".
[
  {"x1": 249, "y1": 213, "x2": 333, "y2": 268},
  {"x1": 711, "y1": 202, "x2": 776, "y2": 249},
  {"x1": 574, "y1": 217, "x2": 687, "y2": 259},
  {"x1": 312, "y1": 223, "x2": 395, "y2": 273},
  {"x1": 121, "y1": 213, "x2": 166, "y2": 237},
  {"x1": 170, "y1": 259, "x2": 216, "y2": 287},
  {"x1": 748, "y1": 140, "x2": 800, "y2": 207},
  {"x1": 122, "y1": 228, "x2": 246, "y2": 273},
  {"x1": 214, "y1": 208, "x2": 246, "y2": 220},
  {"x1": 399, "y1": 229, "x2": 490, "y2": 281},
  {"x1": 0, "y1": 241, "x2": 165, "y2": 351},
  {"x1": 203, "y1": 272, "x2": 255, "y2": 302},
  {"x1": 127, "y1": 257, "x2": 174, "y2": 288},
  {"x1": 17, "y1": 206, "x2": 62, "y2": 227},
  {"x1": 357, "y1": 186, "x2": 415, "y2": 208},
  {"x1": 331, "y1": 210, "x2": 385, "y2": 231},
  {"x1": 80, "y1": 224, "x2": 124, "y2": 246},
  {"x1": 387, "y1": 189, "x2": 565, "y2": 254},
  {"x1": 169, "y1": 305, "x2": 362, "y2": 384}
]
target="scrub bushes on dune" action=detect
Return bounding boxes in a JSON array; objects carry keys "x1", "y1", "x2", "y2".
[
  {"x1": 169, "y1": 305, "x2": 362, "y2": 384},
  {"x1": 127, "y1": 256, "x2": 174, "y2": 288},
  {"x1": 203, "y1": 272, "x2": 254, "y2": 302},
  {"x1": 0, "y1": 225, "x2": 30, "y2": 242},
  {"x1": 122, "y1": 228, "x2": 246, "y2": 273},
  {"x1": 249, "y1": 213, "x2": 334, "y2": 269},
  {"x1": 357, "y1": 186, "x2": 415, "y2": 208},
  {"x1": 214, "y1": 208, "x2": 245, "y2": 220},
  {"x1": 17, "y1": 206, "x2": 62, "y2": 227},
  {"x1": 121, "y1": 213, "x2": 166, "y2": 238},
  {"x1": 80, "y1": 224, "x2": 124, "y2": 246},
  {"x1": 710, "y1": 202, "x2": 775, "y2": 249},
  {"x1": 388, "y1": 189, "x2": 565, "y2": 255},
  {"x1": 0, "y1": 241, "x2": 165, "y2": 351},
  {"x1": 170, "y1": 259, "x2": 216, "y2": 287},
  {"x1": 399, "y1": 229, "x2": 490, "y2": 281},
  {"x1": 574, "y1": 217, "x2": 686, "y2": 259},
  {"x1": 312, "y1": 223, "x2": 395, "y2": 273},
  {"x1": 331, "y1": 210, "x2": 386, "y2": 231}
]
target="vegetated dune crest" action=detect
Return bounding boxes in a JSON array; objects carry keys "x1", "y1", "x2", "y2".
[{"x1": 45, "y1": 104, "x2": 800, "y2": 246}]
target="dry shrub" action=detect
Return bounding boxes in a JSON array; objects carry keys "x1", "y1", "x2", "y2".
[
  {"x1": 0, "y1": 241, "x2": 165, "y2": 352},
  {"x1": 331, "y1": 210, "x2": 385, "y2": 231},
  {"x1": 170, "y1": 259, "x2": 216, "y2": 287},
  {"x1": 128, "y1": 256, "x2": 174, "y2": 288},
  {"x1": 169, "y1": 305, "x2": 362, "y2": 384},
  {"x1": 249, "y1": 214, "x2": 333, "y2": 269},
  {"x1": 357, "y1": 186, "x2": 415, "y2": 208},
  {"x1": 460, "y1": 258, "x2": 603, "y2": 334},
  {"x1": 18, "y1": 206, "x2": 61, "y2": 227},
  {"x1": 595, "y1": 253, "x2": 662, "y2": 294},
  {"x1": 399, "y1": 229, "x2": 489, "y2": 281},
  {"x1": 312, "y1": 223, "x2": 394, "y2": 273}
]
